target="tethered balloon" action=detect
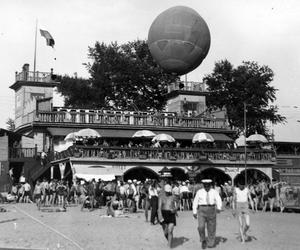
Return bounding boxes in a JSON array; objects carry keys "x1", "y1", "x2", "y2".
[{"x1": 148, "y1": 6, "x2": 211, "y2": 75}]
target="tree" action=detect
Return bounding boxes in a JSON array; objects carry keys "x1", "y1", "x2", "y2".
[
  {"x1": 204, "y1": 60, "x2": 285, "y2": 137},
  {"x1": 57, "y1": 40, "x2": 179, "y2": 111},
  {"x1": 6, "y1": 118, "x2": 15, "y2": 131},
  {"x1": 56, "y1": 76, "x2": 97, "y2": 108}
]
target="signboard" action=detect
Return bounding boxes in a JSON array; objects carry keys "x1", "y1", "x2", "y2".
[{"x1": 224, "y1": 167, "x2": 241, "y2": 173}]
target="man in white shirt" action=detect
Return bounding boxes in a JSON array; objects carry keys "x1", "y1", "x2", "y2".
[{"x1": 193, "y1": 179, "x2": 222, "y2": 249}]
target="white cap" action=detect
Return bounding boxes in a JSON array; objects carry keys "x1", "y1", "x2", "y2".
[
  {"x1": 164, "y1": 184, "x2": 172, "y2": 193},
  {"x1": 127, "y1": 179, "x2": 132, "y2": 183},
  {"x1": 202, "y1": 179, "x2": 212, "y2": 184},
  {"x1": 133, "y1": 179, "x2": 137, "y2": 183}
]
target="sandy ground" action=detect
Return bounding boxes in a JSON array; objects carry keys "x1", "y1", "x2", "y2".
[{"x1": 0, "y1": 203, "x2": 300, "y2": 250}]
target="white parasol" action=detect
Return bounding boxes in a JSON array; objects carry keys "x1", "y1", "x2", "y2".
[
  {"x1": 235, "y1": 135, "x2": 247, "y2": 147},
  {"x1": 77, "y1": 128, "x2": 101, "y2": 138},
  {"x1": 64, "y1": 132, "x2": 79, "y2": 141},
  {"x1": 132, "y1": 130, "x2": 156, "y2": 138},
  {"x1": 152, "y1": 133, "x2": 175, "y2": 143},
  {"x1": 192, "y1": 132, "x2": 214, "y2": 143},
  {"x1": 246, "y1": 133, "x2": 268, "y2": 143}
]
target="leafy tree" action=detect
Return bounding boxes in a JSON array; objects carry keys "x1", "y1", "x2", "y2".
[
  {"x1": 57, "y1": 40, "x2": 179, "y2": 111},
  {"x1": 6, "y1": 118, "x2": 15, "y2": 131},
  {"x1": 204, "y1": 60, "x2": 285, "y2": 137},
  {"x1": 56, "y1": 76, "x2": 97, "y2": 108}
]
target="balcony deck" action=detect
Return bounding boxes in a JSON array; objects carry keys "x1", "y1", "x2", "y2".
[
  {"x1": 15, "y1": 70, "x2": 52, "y2": 83},
  {"x1": 35, "y1": 109, "x2": 230, "y2": 130},
  {"x1": 53, "y1": 146, "x2": 276, "y2": 166}
]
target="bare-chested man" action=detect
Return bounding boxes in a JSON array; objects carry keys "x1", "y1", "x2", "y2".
[{"x1": 158, "y1": 184, "x2": 178, "y2": 248}]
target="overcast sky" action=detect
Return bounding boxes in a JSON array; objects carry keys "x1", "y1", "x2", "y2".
[{"x1": 0, "y1": 0, "x2": 300, "y2": 141}]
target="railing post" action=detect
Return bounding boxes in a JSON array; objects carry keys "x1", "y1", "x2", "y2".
[{"x1": 34, "y1": 144, "x2": 38, "y2": 158}]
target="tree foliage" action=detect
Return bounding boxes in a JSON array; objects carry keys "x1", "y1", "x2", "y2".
[
  {"x1": 57, "y1": 40, "x2": 178, "y2": 111},
  {"x1": 204, "y1": 60, "x2": 285, "y2": 137},
  {"x1": 6, "y1": 118, "x2": 15, "y2": 131},
  {"x1": 56, "y1": 76, "x2": 96, "y2": 108}
]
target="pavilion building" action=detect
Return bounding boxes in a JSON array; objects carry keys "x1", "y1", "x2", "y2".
[{"x1": 0, "y1": 64, "x2": 278, "y2": 191}]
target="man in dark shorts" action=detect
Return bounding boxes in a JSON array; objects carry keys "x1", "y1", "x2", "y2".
[
  {"x1": 158, "y1": 184, "x2": 178, "y2": 248},
  {"x1": 87, "y1": 180, "x2": 95, "y2": 211}
]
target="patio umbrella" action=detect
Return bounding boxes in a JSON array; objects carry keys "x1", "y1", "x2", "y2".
[
  {"x1": 152, "y1": 133, "x2": 175, "y2": 143},
  {"x1": 246, "y1": 133, "x2": 268, "y2": 143},
  {"x1": 54, "y1": 141, "x2": 73, "y2": 152},
  {"x1": 192, "y1": 132, "x2": 214, "y2": 143},
  {"x1": 64, "y1": 132, "x2": 78, "y2": 141},
  {"x1": 77, "y1": 128, "x2": 101, "y2": 138},
  {"x1": 235, "y1": 135, "x2": 247, "y2": 147},
  {"x1": 132, "y1": 130, "x2": 156, "y2": 138}
]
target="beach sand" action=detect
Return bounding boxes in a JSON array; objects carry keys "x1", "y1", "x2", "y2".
[{"x1": 1, "y1": 203, "x2": 300, "y2": 250}]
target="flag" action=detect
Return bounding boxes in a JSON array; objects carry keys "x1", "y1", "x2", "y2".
[{"x1": 40, "y1": 29, "x2": 55, "y2": 47}]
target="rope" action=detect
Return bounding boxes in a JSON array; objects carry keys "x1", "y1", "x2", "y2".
[{"x1": 13, "y1": 205, "x2": 84, "y2": 250}]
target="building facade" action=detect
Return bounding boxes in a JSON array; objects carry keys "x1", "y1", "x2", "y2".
[{"x1": 3, "y1": 64, "x2": 277, "y2": 189}]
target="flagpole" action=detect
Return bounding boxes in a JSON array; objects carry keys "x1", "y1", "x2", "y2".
[{"x1": 33, "y1": 19, "x2": 38, "y2": 81}]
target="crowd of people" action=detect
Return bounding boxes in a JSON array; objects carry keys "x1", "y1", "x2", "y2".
[
  {"x1": 3, "y1": 176, "x2": 299, "y2": 215},
  {"x1": 1, "y1": 176, "x2": 300, "y2": 248}
]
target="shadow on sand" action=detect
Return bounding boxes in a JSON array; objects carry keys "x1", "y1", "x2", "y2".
[
  {"x1": 236, "y1": 234, "x2": 258, "y2": 242},
  {"x1": 171, "y1": 236, "x2": 189, "y2": 248},
  {"x1": 0, "y1": 218, "x2": 18, "y2": 224},
  {"x1": 214, "y1": 236, "x2": 227, "y2": 247}
]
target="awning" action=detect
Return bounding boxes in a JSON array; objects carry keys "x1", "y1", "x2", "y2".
[
  {"x1": 164, "y1": 132, "x2": 232, "y2": 141},
  {"x1": 211, "y1": 133, "x2": 233, "y2": 142},
  {"x1": 47, "y1": 127, "x2": 135, "y2": 138},
  {"x1": 47, "y1": 127, "x2": 232, "y2": 141},
  {"x1": 72, "y1": 164, "x2": 115, "y2": 181},
  {"x1": 74, "y1": 173, "x2": 115, "y2": 181}
]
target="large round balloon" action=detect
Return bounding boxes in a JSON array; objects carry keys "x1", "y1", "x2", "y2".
[{"x1": 148, "y1": 6, "x2": 211, "y2": 75}]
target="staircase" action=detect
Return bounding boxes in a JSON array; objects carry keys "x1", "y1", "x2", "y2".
[
  {"x1": 29, "y1": 152, "x2": 57, "y2": 182},
  {"x1": 30, "y1": 162, "x2": 52, "y2": 182}
]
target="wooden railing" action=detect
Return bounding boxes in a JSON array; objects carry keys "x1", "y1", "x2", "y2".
[
  {"x1": 54, "y1": 145, "x2": 275, "y2": 163},
  {"x1": 36, "y1": 110, "x2": 229, "y2": 129},
  {"x1": 15, "y1": 70, "x2": 53, "y2": 82},
  {"x1": 9, "y1": 147, "x2": 37, "y2": 159},
  {"x1": 167, "y1": 81, "x2": 206, "y2": 92}
]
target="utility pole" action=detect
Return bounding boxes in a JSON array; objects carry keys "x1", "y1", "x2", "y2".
[{"x1": 244, "y1": 102, "x2": 247, "y2": 185}]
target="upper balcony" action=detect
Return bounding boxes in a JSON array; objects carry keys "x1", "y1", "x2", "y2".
[
  {"x1": 35, "y1": 108, "x2": 231, "y2": 130},
  {"x1": 10, "y1": 64, "x2": 58, "y2": 91},
  {"x1": 15, "y1": 70, "x2": 53, "y2": 83},
  {"x1": 167, "y1": 81, "x2": 206, "y2": 93}
]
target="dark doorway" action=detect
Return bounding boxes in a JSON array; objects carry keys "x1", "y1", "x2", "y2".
[
  {"x1": 171, "y1": 168, "x2": 189, "y2": 181},
  {"x1": 9, "y1": 162, "x2": 23, "y2": 184},
  {"x1": 234, "y1": 168, "x2": 270, "y2": 185},
  {"x1": 195, "y1": 167, "x2": 231, "y2": 185},
  {"x1": 123, "y1": 167, "x2": 159, "y2": 182}
]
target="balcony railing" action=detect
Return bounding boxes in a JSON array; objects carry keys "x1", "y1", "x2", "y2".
[
  {"x1": 9, "y1": 147, "x2": 37, "y2": 159},
  {"x1": 15, "y1": 70, "x2": 52, "y2": 82},
  {"x1": 36, "y1": 110, "x2": 229, "y2": 129},
  {"x1": 168, "y1": 81, "x2": 206, "y2": 92},
  {"x1": 54, "y1": 145, "x2": 275, "y2": 163}
]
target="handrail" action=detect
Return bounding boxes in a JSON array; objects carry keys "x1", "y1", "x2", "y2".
[
  {"x1": 54, "y1": 145, "x2": 275, "y2": 163},
  {"x1": 15, "y1": 70, "x2": 52, "y2": 82},
  {"x1": 9, "y1": 147, "x2": 37, "y2": 159},
  {"x1": 36, "y1": 110, "x2": 229, "y2": 129}
]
